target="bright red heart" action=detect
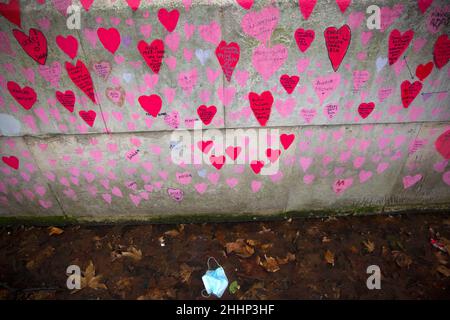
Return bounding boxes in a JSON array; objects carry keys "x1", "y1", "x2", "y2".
[
  {"x1": 7, "y1": 81, "x2": 36, "y2": 110},
  {"x1": 388, "y1": 29, "x2": 414, "y2": 65},
  {"x1": 294, "y1": 28, "x2": 315, "y2": 53},
  {"x1": 225, "y1": 146, "x2": 241, "y2": 160},
  {"x1": 280, "y1": 133, "x2": 295, "y2": 150},
  {"x1": 138, "y1": 39, "x2": 164, "y2": 74},
  {"x1": 210, "y1": 155, "x2": 225, "y2": 170},
  {"x1": 324, "y1": 24, "x2": 351, "y2": 72},
  {"x1": 336, "y1": 0, "x2": 351, "y2": 13},
  {"x1": 157, "y1": 8, "x2": 179, "y2": 32},
  {"x1": 433, "y1": 34, "x2": 450, "y2": 69},
  {"x1": 298, "y1": 0, "x2": 317, "y2": 20},
  {"x1": 79, "y1": 110, "x2": 96, "y2": 127},
  {"x1": 280, "y1": 75, "x2": 299, "y2": 94},
  {"x1": 56, "y1": 35, "x2": 78, "y2": 59},
  {"x1": 215, "y1": 41, "x2": 240, "y2": 82},
  {"x1": 138, "y1": 94, "x2": 162, "y2": 117},
  {"x1": 418, "y1": 0, "x2": 433, "y2": 14},
  {"x1": 0, "y1": 0, "x2": 21, "y2": 27},
  {"x1": 56, "y1": 90, "x2": 75, "y2": 113},
  {"x1": 236, "y1": 0, "x2": 253, "y2": 10},
  {"x1": 80, "y1": 0, "x2": 94, "y2": 11},
  {"x1": 13, "y1": 28, "x2": 47, "y2": 65},
  {"x1": 249, "y1": 91, "x2": 273, "y2": 127},
  {"x1": 250, "y1": 160, "x2": 264, "y2": 174},
  {"x1": 65, "y1": 60, "x2": 96, "y2": 103},
  {"x1": 401, "y1": 80, "x2": 422, "y2": 108},
  {"x1": 197, "y1": 105, "x2": 217, "y2": 125},
  {"x1": 2, "y1": 155, "x2": 19, "y2": 170},
  {"x1": 435, "y1": 129, "x2": 450, "y2": 160},
  {"x1": 358, "y1": 102, "x2": 375, "y2": 119},
  {"x1": 415, "y1": 61, "x2": 433, "y2": 81},
  {"x1": 199, "y1": 140, "x2": 213, "y2": 153},
  {"x1": 126, "y1": 0, "x2": 141, "y2": 11},
  {"x1": 97, "y1": 27, "x2": 121, "y2": 54}
]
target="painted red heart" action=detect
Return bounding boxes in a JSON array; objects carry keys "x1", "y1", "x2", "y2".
[
  {"x1": 97, "y1": 27, "x2": 121, "y2": 54},
  {"x1": 324, "y1": 24, "x2": 351, "y2": 72},
  {"x1": 138, "y1": 94, "x2": 162, "y2": 117},
  {"x1": 2, "y1": 155, "x2": 19, "y2": 170},
  {"x1": 250, "y1": 160, "x2": 264, "y2": 174},
  {"x1": 249, "y1": 91, "x2": 273, "y2": 127},
  {"x1": 0, "y1": 0, "x2": 21, "y2": 27},
  {"x1": 80, "y1": 0, "x2": 94, "y2": 11},
  {"x1": 199, "y1": 140, "x2": 213, "y2": 153},
  {"x1": 401, "y1": 80, "x2": 422, "y2": 108},
  {"x1": 138, "y1": 39, "x2": 164, "y2": 74},
  {"x1": 210, "y1": 155, "x2": 225, "y2": 170},
  {"x1": 197, "y1": 105, "x2": 217, "y2": 125},
  {"x1": 388, "y1": 29, "x2": 414, "y2": 65},
  {"x1": 336, "y1": 0, "x2": 351, "y2": 13},
  {"x1": 358, "y1": 102, "x2": 375, "y2": 119},
  {"x1": 13, "y1": 28, "x2": 47, "y2": 65},
  {"x1": 7, "y1": 81, "x2": 36, "y2": 110},
  {"x1": 298, "y1": 0, "x2": 317, "y2": 20},
  {"x1": 280, "y1": 75, "x2": 299, "y2": 94},
  {"x1": 126, "y1": 0, "x2": 141, "y2": 11},
  {"x1": 56, "y1": 35, "x2": 78, "y2": 59},
  {"x1": 225, "y1": 146, "x2": 241, "y2": 160},
  {"x1": 236, "y1": 0, "x2": 253, "y2": 10},
  {"x1": 435, "y1": 129, "x2": 450, "y2": 160},
  {"x1": 79, "y1": 110, "x2": 96, "y2": 127},
  {"x1": 65, "y1": 60, "x2": 96, "y2": 103},
  {"x1": 294, "y1": 28, "x2": 315, "y2": 53},
  {"x1": 415, "y1": 61, "x2": 433, "y2": 81},
  {"x1": 280, "y1": 133, "x2": 295, "y2": 150},
  {"x1": 157, "y1": 8, "x2": 179, "y2": 32},
  {"x1": 418, "y1": 0, "x2": 433, "y2": 14},
  {"x1": 266, "y1": 148, "x2": 281, "y2": 163},
  {"x1": 56, "y1": 90, "x2": 75, "y2": 113},
  {"x1": 215, "y1": 41, "x2": 240, "y2": 82},
  {"x1": 433, "y1": 34, "x2": 450, "y2": 69}
]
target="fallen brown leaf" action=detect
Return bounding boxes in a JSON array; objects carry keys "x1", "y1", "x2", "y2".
[
  {"x1": 48, "y1": 226, "x2": 63, "y2": 236},
  {"x1": 179, "y1": 263, "x2": 194, "y2": 283},
  {"x1": 259, "y1": 255, "x2": 280, "y2": 273},
  {"x1": 120, "y1": 246, "x2": 142, "y2": 261},
  {"x1": 434, "y1": 251, "x2": 449, "y2": 265},
  {"x1": 276, "y1": 252, "x2": 296, "y2": 265},
  {"x1": 80, "y1": 261, "x2": 107, "y2": 290},
  {"x1": 392, "y1": 251, "x2": 412, "y2": 269},
  {"x1": 164, "y1": 229, "x2": 180, "y2": 237},
  {"x1": 437, "y1": 265, "x2": 450, "y2": 277},
  {"x1": 363, "y1": 240, "x2": 375, "y2": 253},
  {"x1": 225, "y1": 239, "x2": 255, "y2": 258},
  {"x1": 324, "y1": 250, "x2": 335, "y2": 266}
]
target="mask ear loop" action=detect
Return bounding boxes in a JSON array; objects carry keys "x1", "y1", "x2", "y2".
[{"x1": 207, "y1": 256, "x2": 222, "y2": 270}]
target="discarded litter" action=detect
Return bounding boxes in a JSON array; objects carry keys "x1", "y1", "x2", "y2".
[{"x1": 201, "y1": 257, "x2": 228, "y2": 298}]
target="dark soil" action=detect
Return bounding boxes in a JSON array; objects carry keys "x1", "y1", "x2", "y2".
[{"x1": 0, "y1": 212, "x2": 449, "y2": 300}]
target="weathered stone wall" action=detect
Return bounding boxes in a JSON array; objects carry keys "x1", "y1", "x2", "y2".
[{"x1": 0, "y1": 0, "x2": 449, "y2": 221}]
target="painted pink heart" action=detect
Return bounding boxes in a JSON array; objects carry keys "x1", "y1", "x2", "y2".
[
  {"x1": 241, "y1": 6, "x2": 279, "y2": 44},
  {"x1": 403, "y1": 174, "x2": 422, "y2": 189},
  {"x1": 252, "y1": 44, "x2": 288, "y2": 81}
]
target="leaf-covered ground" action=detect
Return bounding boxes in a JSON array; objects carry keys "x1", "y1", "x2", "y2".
[{"x1": 0, "y1": 212, "x2": 449, "y2": 299}]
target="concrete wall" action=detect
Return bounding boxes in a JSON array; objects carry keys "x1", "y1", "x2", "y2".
[{"x1": 0, "y1": 0, "x2": 449, "y2": 221}]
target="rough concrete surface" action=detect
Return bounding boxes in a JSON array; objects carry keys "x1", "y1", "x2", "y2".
[{"x1": 0, "y1": 0, "x2": 449, "y2": 221}]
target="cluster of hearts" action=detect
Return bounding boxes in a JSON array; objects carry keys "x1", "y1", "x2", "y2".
[{"x1": 2, "y1": 2, "x2": 450, "y2": 130}]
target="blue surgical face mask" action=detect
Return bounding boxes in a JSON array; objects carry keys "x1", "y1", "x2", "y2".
[{"x1": 201, "y1": 257, "x2": 228, "y2": 298}]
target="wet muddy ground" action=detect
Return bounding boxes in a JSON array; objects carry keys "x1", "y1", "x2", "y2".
[{"x1": 0, "y1": 212, "x2": 449, "y2": 299}]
